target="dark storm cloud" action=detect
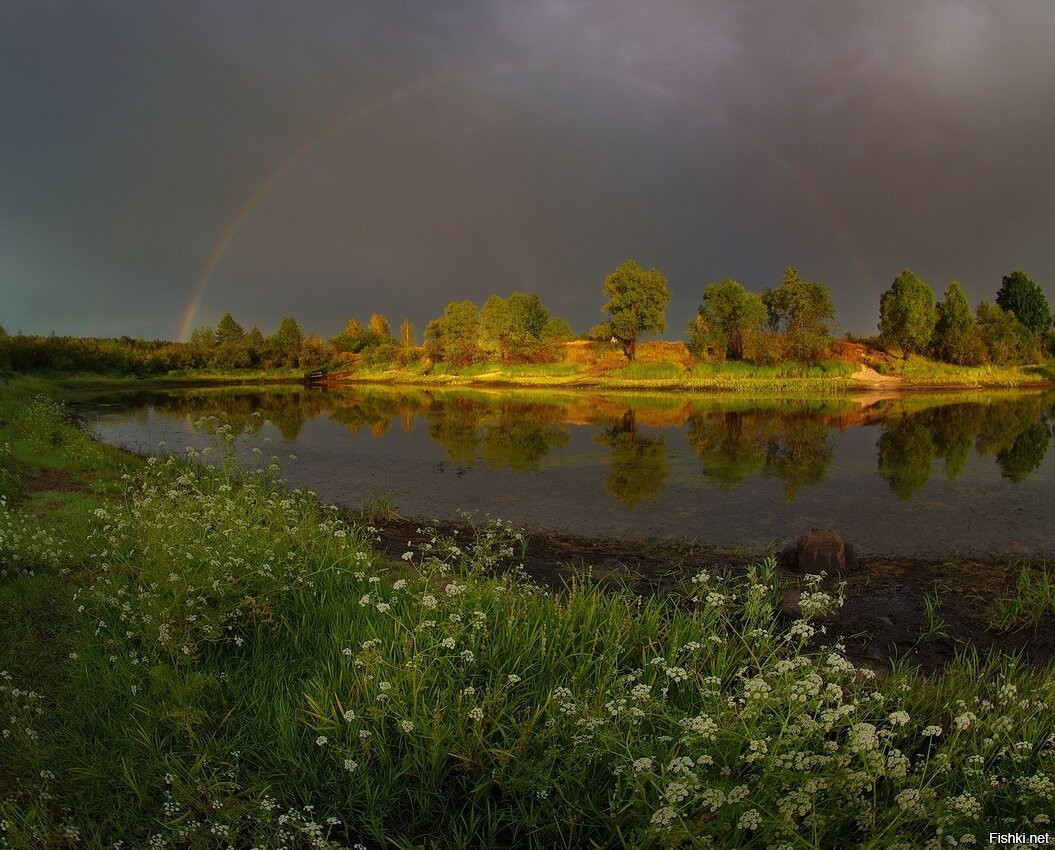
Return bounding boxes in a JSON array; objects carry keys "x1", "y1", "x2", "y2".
[{"x1": 2, "y1": 1, "x2": 1054, "y2": 339}]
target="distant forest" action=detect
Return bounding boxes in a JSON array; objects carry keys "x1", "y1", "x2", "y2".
[{"x1": 2, "y1": 264, "x2": 1052, "y2": 374}]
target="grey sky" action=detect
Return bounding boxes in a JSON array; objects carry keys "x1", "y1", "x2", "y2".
[{"x1": 3, "y1": 1, "x2": 1053, "y2": 340}]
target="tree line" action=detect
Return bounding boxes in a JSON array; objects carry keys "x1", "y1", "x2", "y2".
[{"x1": 1, "y1": 262, "x2": 1051, "y2": 374}]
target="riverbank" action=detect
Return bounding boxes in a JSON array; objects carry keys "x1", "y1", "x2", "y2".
[
  {"x1": 363, "y1": 513, "x2": 1055, "y2": 677},
  {"x1": 9, "y1": 341, "x2": 1055, "y2": 396},
  {"x1": 2, "y1": 377, "x2": 1054, "y2": 847},
  {"x1": 317, "y1": 357, "x2": 1055, "y2": 395}
]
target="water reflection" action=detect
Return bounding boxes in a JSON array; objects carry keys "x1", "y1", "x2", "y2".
[
  {"x1": 594, "y1": 410, "x2": 668, "y2": 506},
  {"x1": 83, "y1": 385, "x2": 1054, "y2": 503},
  {"x1": 686, "y1": 408, "x2": 834, "y2": 501},
  {"x1": 80, "y1": 385, "x2": 1055, "y2": 557},
  {"x1": 875, "y1": 395, "x2": 1052, "y2": 498}
]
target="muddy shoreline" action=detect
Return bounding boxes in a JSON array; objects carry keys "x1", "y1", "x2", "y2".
[{"x1": 366, "y1": 514, "x2": 1055, "y2": 676}]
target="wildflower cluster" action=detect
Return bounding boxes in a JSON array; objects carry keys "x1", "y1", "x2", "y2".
[
  {"x1": 0, "y1": 493, "x2": 70, "y2": 578},
  {"x1": 75, "y1": 422, "x2": 376, "y2": 662}
]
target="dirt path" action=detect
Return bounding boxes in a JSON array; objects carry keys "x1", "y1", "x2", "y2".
[{"x1": 850, "y1": 364, "x2": 906, "y2": 390}]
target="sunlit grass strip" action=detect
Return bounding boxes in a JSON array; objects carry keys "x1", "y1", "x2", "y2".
[
  {"x1": 1, "y1": 392, "x2": 1054, "y2": 848},
  {"x1": 877, "y1": 356, "x2": 1053, "y2": 386}
]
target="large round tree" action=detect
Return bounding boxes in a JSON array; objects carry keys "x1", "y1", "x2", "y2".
[
  {"x1": 879, "y1": 269, "x2": 936, "y2": 358},
  {"x1": 601, "y1": 259, "x2": 671, "y2": 361},
  {"x1": 996, "y1": 270, "x2": 1052, "y2": 336}
]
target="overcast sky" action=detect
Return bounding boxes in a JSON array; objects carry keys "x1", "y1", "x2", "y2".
[{"x1": 3, "y1": 1, "x2": 1054, "y2": 341}]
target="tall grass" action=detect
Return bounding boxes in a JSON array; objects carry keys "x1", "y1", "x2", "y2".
[
  {"x1": 1, "y1": 389, "x2": 1054, "y2": 847},
  {"x1": 991, "y1": 562, "x2": 1055, "y2": 632}
]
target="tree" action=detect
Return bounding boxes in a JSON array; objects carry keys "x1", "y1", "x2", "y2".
[
  {"x1": 931, "y1": 281, "x2": 985, "y2": 365},
  {"x1": 400, "y1": 319, "x2": 415, "y2": 349},
  {"x1": 996, "y1": 270, "x2": 1052, "y2": 336},
  {"x1": 368, "y1": 313, "x2": 392, "y2": 338},
  {"x1": 541, "y1": 317, "x2": 574, "y2": 343},
  {"x1": 601, "y1": 260, "x2": 671, "y2": 361},
  {"x1": 215, "y1": 312, "x2": 245, "y2": 345},
  {"x1": 976, "y1": 302, "x2": 1041, "y2": 365},
  {"x1": 878, "y1": 269, "x2": 936, "y2": 358},
  {"x1": 269, "y1": 316, "x2": 305, "y2": 367},
  {"x1": 424, "y1": 300, "x2": 481, "y2": 367},
  {"x1": 481, "y1": 292, "x2": 552, "y2": 362},
  {"x1": 761, "y1": 266, "x2": 835, "y2": 362},
  {"x1": 188, "y1": 325, "x2": 215, "y2": 352},
  {"x1": 690, "y1": 278, "x2": 765, "y2": 361}
]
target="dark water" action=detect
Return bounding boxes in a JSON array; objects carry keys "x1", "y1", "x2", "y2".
[{"x1": 77, "y1": 384, "x2": 1055, "y2": 559}]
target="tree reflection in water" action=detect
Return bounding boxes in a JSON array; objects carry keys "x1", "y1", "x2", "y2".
[
  {"x1": 594, "y1": 409, "x2": 668, "y2": 506},
  {"x1": 95, "y1": 386, "x2": 1054, "y2": 510},
  {"x1": 876, "y1": 395, "x2": 1051, "y2": 498},
  {"x1": 686, "y1": 409, "x2": 834, "y2": 501}
]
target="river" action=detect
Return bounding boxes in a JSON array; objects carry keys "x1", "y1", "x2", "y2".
[{"x1": 74, "y1": 384, "x2": 1055, "y2": 559}]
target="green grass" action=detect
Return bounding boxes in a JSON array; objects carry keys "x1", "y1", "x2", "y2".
[
  {"x1": 990, "y1": 562, "x2": 1055, "y2": 632},
  {"x1": 874, "y1": 355, "x2": 1049, "y2": 386},
  {"x1": 2, "y1": 379, "x2": 1054, "y2": 848}
]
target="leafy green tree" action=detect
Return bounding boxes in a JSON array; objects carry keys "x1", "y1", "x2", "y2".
[
  {"x1": 424, "y1": 301, "x2": 481, "y2": 367},
  {"x1": 245, "y1": 325, "x2": 265, "y2": 348},
  {"x1": 761, "y1": 266, "x2": 836, "y2": 362},
  {"x1": 330, "y1": 318, "x2": 365, "y2": 353},
  {"x1": 690, "y1": 279, "x2": 765, "y2": 361},
  {"x1": 188, "y1": 325, "x2": 215, "y2": 352},
  {"x1": 215, "y1": 312, "x2": 245, "y2": 345},
  {"x1": 996, "y1": 270, "x2": 1052, "y2": 336},
  {"x1": 368, "y1": 313, "x2": 392, "y2": 338},
  {"x1": 878, "y1": 269, "x2": 936, "y2": 358},
  {"x1": 976, "y1": 302, "x2": 1041, "y2": 365},
  {"x1": 269, "y1": 316, "x2": 305, "y2": 367},
  {"x1": 541, "y1": 317, "x2": 574, "y2": 343},
  {"x1": 601, "y1": 260, "x2": 671, "y2": 361},
  {"x1": 481, "y1": 292, "x2": 553, "y2": 362},
  {"x1": 931, "y1": 282, "x2": 986, "y2": 365}
]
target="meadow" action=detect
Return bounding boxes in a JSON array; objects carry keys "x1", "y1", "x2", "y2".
[{"x1": 1, "y1": 377, "x2": 1053, "y2": 848}]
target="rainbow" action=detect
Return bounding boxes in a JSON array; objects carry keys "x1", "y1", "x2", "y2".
[
  {"x1": 179, "y1": 66, "x2": 876, "y2": 341},
  {"x1": 177, "y1": 65, "x2": 512, "y2": 341}
]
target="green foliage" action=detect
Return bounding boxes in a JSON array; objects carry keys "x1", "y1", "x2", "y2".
[
  {"x1": 976, "y1": 302, "x2": 1041, "y2": 365},
  {"x1": 690, "y1": 279, "x2": 765, "y2": 361},
  {"x1": 480, "y1": 292, "x2": 554, "y2": 363},
  {"x1": 541, "y1": 316, "x2": 574, "y2": 343},
  {"x1": 4, "y1": 389, "x2": 1055, "y2": 846},
  {"x1": 215, "y1": 312, "x2": 245, "y2": 345},
  {"x1": 761, "y1": 266, "x2": 835, "y2": 363},
  {"x1": 991, "y1": 564, "x2": 1055, "y2": 632},
  {"x1": 879, "y1": 269, "x2": 936, "y2": 358},
  {"x1": 601, "y1": 259, "x2": 671, "y2": 361},
  {"x1": 425, "y1": 300, "x2": 482, "y2": 367},
  {"x1": 996, "y1": 270, "x2": 1052, "y2": 336},
  {"x1": 932, "y1": 282, "x2": 986, "y2": 365},
  {"x1": 0, "y1": 333, "x2": 201, "y2": 374},
  {"x1": 368, "y1": 312, "x2": 391, "y2": 337},
  {"x1": 188, "y1": 324, "x2": 215, "y2": 352},
  {"x1": 271, "y1": 315, "x2": 304, "y2": 351}
]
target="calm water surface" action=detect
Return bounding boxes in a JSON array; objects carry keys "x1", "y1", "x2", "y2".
[{"x1": 77, "y1": 385, "x2": 1055, "y2": 559}]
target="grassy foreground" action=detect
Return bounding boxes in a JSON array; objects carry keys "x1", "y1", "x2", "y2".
[{"x1": 1, "y1": 379, "x2": 1054, "y2": 848}]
